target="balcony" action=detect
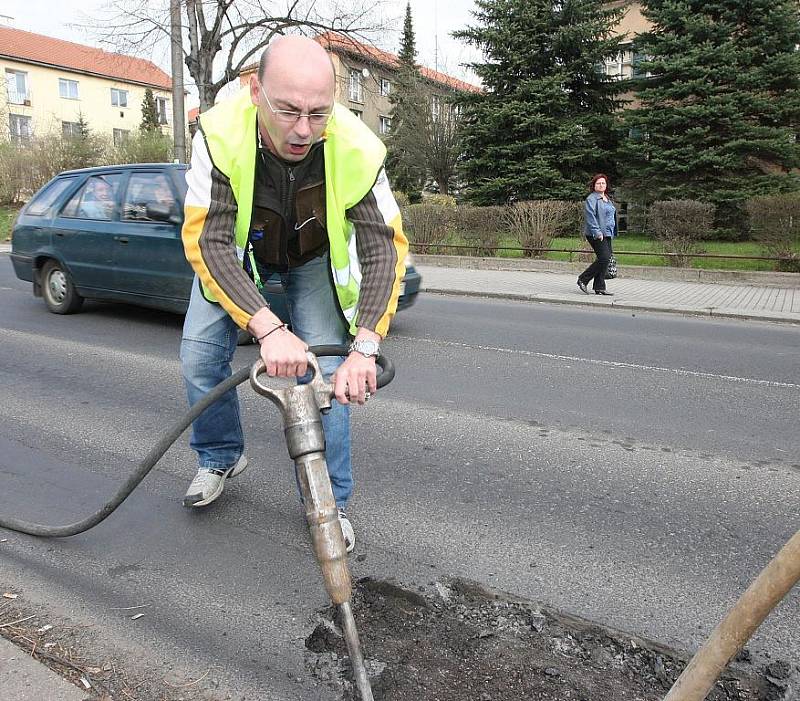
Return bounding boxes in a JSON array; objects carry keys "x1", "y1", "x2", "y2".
[{"x1": 7, "y1": 90, "x2": 31, "y2": 106}]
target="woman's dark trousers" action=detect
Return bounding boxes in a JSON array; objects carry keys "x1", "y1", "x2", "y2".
[{"x1": 578, "y1": 237, "x2": 612, "y2": 292}]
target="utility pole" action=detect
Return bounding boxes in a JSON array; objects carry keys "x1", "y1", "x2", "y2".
[
  {"x1": 170, "y1": 0, "x2": 187, "y2": 163},
  {"x1": 434, "y1": 0, "x2": 439, "y2": 72}
]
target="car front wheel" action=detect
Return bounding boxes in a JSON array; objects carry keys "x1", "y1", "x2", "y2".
[{"x1": 41, "y1": 259, "x2": 84, "y2": 314}]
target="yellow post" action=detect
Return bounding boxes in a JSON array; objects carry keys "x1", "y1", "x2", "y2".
[{"x1": 664, "y1": 528, "x2": 800, "y2": 701}]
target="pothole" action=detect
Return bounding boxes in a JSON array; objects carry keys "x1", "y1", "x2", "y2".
[{"x1": 306, "y1": 577, "x2": 797, "y2": 701}]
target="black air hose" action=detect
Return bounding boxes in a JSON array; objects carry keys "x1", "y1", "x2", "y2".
[{"x1": 0, "y1": 345, "x2": 393, "y2": 538}]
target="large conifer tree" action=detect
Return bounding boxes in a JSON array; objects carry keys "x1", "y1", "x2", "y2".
[
  {"x1": 622, "y1": 0, "x2": 800, "y2": 231},
  {"x1": 386, "y1": 2, "x2": 427, "y2": 196},
  {"x1": 454, "y1": 0, "x2": 625, "y2": 204},
  {"x1": 140, "y1": 88, "x2": 160, "y2": 133}
]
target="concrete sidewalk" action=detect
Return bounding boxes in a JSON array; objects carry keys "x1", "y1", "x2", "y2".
[
  {"x1": 0, "y1": 636, "x2": 88, "y2": 700},
  {"x1": 416, "y1": 262, "x2": 800, "y2": 324},
  {"x1": 2, "y1": 242, "x2": 799, "y2": 323}
]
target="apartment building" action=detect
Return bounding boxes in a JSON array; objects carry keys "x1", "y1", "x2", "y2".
[
  {"x1": 603, "y1": 1, "x2": 651, "y2": 81},
  {"x1": 0, "y1": 26, "x2": 180, "y2": 144},
  {"x1": 237, "y1": 32, "x2": 480, "y2": 139}
]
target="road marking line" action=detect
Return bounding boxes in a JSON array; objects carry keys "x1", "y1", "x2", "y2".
[{"x1": 396, "y1": 335, "x2": 800, "y2": 389}]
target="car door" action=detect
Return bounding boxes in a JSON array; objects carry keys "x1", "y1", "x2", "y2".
[
  {"x1": 113, "y1": 170, "x2": 193, "y2": 302},
  {"x1": 50, "y1": 172, "x2": 127, "y2": 293}
]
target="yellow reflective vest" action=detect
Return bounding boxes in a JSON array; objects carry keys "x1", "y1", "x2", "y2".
[{"x1": 196, "y1": 87, "x2": 397, "y2": 333}]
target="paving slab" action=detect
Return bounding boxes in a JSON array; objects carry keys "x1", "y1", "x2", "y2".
[
  {"x1": 417, "y1": 264, "x2": 800, "y2": 324},
  {"x1": 0, "y1": 636, "x2": 88, "y2": 701}
]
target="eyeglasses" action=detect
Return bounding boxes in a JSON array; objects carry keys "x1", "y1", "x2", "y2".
[{"x1": 259, "y1": 84, "x2": 331, "y2": 126}]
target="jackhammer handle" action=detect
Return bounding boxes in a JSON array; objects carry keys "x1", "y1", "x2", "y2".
[{"x1": 308, "y1": 344, "x2": 395, "y2": 388}]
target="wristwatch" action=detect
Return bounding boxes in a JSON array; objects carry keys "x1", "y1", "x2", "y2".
[{"x1": 348, "y1": 338, "x2": 381, "y2": 358}]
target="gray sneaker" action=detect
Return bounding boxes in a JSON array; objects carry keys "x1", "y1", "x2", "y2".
[
  {"x1": 337, "y1": 508, "x2": 355, "y2": 553},
  {"x1": 183, "y1": 456, "x2": 248, "y2": 508}
]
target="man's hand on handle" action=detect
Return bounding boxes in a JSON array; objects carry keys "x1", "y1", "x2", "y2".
[
  {"x1": 248, "y1": 308, "x2": 380, "y2": 405},
  {"x1": 334, "y1": 329, "x2": 381, "y2": 406},
  {"x1": 248, "y1": 307, "x2": 308, "y2": 378}
]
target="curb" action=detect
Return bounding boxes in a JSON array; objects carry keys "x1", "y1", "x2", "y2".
[
  {"x1": 0, "y1": 636, "x2": 88, "y2": 701},
  {"x1": 413, "y1": 254, "x2": 800, "y2": 288},
  {"x1": 422, "y1": 286, "x2": 800, "y2": 326}
]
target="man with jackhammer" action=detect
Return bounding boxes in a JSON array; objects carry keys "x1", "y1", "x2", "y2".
[{"x1": 179, "y1": 35, "x2": 408, "y2": 552}]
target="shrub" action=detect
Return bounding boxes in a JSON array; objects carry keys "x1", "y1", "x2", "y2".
[
  {"x1": 402, "y1": 204, "x2": 454, "y2": 253},
  {"x1": 113, "y1": 130, "x2": 173, "y2": 164},
  {"x1": 393, "y1": 190, "x2": 410, "y2": 207},
  {"x1": 746, "y1": 193, "x2": 800, "y2": 272},
  {"x1": 423, "y1": 193, "x2": 457, "y2": 208},
  {"x1": 55, "y1": 133, "x2": 108, "y2": 172},
  {"x1": 0, "y1": 132, "x2": 114, "y2": 204},
  {"x1": 504, "y1": 200, "x2": 574, "y2": 258},
  {"x1": 623, "y1": 201, "x2": 650, "y2": 234},
  {"x1": 0, "y1": 142, "x2": 28, "y2": 205},
  {"x1": 450, "y1": 205, "x2": 505, "y2": 256},
  {"x1": 557, "y1": 200, "x2": 584, "y2": 238},
  {"x1": 0, "y1": 139, "x2": 65, "y2": 204},
  {"x1": 649, "y1": 200, "x2": 713, "y2": 267}
]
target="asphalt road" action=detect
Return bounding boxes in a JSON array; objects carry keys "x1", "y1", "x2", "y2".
[{"x1": 1, "y1": 260, "x2": 799, "y2": 699}]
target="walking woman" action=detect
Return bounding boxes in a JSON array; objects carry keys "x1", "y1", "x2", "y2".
[{"x1": 578, "y1": 173, "x2": 617, "y2": 296}]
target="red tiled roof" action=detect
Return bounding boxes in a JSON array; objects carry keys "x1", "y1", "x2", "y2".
[
  {"x1": 188, "y1": 106, "x2": 200, "y2": 122},
  {"x1": 314, "y1": 31, "x2": 482, "y2": 94},
  {"x1": 0, "y1": 26, "x2": 172, "y2": 90}
]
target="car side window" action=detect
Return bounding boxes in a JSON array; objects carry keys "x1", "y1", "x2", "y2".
[
  {"x1": 26, "y1": 177, "x2": 76, "y2": 216},
  {"x1": 61, "y1": 175, "x2": 122, "y2": 220},
  {"x1": 122, "y1": 172, "x2": 177, "y2": 222}
]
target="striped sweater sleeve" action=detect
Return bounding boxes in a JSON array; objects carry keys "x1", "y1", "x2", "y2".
[
  {"x1": 182, "y1": 129, "x2": 267, "y2": 329},
  {"x1": 347, "y1": 168, "x2": 408, "y2": 337}
]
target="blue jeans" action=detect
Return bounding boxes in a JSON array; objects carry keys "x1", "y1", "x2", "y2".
[{"x1": 180, "y1": 254, "x2": 353, "y2": 507}]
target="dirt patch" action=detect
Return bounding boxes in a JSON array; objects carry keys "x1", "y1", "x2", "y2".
[
  {"x1": 306, "y1": 577, "x2": 798, "y2": 701},
  {"x1": 0, "y1": 597, "x2": 224, "y2": 701}
]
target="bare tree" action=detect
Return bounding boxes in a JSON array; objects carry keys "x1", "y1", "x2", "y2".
[
  {"x1": 421, "y1": 96, "x2": 461, "y2": 197},
  {"x1": 89, "y1": 1, "x2": 386, "y2": 111},
  {"x1": 392, "y1": 78, "x2": 463, "y2": 196}
]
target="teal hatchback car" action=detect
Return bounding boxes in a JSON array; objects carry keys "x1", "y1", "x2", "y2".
[{"x1": 10, "y1": 163, "x2": 421, "y2": 321}]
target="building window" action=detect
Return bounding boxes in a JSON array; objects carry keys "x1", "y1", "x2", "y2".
[
  {"x1": 59, "y1": 78, "x2": 79, "y2": 100},
  {"x1": 379, "y1": 116, "x2": 391, "y2": 135},
  {"x1": 431, "y1": 95, "x2": 441, "y2": 122},
  {"x1": 62, "y1": 121, "x2": 81, "y2": 138},
  {"x1": 111, "y1": 88, "x2": 128, "y2": 107},
  {"x1": 604, "y1": 47, "x2": 634, "y2": 80},
  {"x1": 9, "y1": 114, "x2": 32, "y2": 141},
  {"x1": 155, "y1": 96, "x2": 169, "y2": 125},
  {"x1": 348, "y1": 70, "x2": 363, "y2": 103},
  {"x1": 632, "y1": 51, "x2": 651, "y2": 79},
  {"x1": 350, "y1": 109, "x2": 362, "y2": 120},
  {"x1": 5, "y1": 69, "x2": 29, "y2": 105},
  {"x1": 113, "y1": 128, "x2": 130, "y2": 146},
  {"x1": 380, "y1": 78, "x2": 391, "y2": 97}
]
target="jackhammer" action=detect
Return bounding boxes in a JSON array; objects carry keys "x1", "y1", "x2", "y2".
[
  {"x1": 250, "y1": 349, "x2": 382, "y2": 699},
  {"x1": 0, "y1": 345, "x2": 391, "y2": 701}
]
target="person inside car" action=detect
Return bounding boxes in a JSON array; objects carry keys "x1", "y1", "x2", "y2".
[{"x1": 79, "y1": 177, "x2": 114, "y2": 219}]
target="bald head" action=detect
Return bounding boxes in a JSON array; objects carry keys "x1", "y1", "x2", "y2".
[
  {"x1": 258, "y1": 35, "x2": 335, "y2": 90},
  {"x1": 250, "y1": 35, "x2": 336, "y2": 162}
]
